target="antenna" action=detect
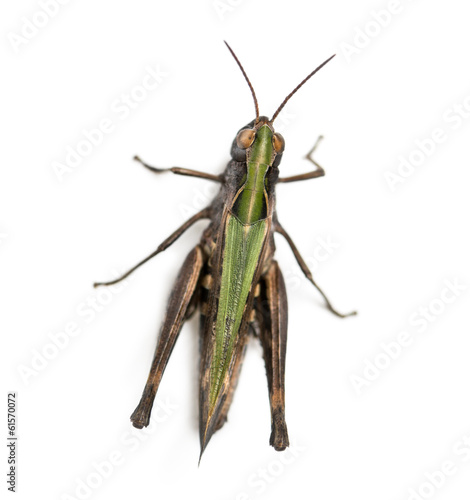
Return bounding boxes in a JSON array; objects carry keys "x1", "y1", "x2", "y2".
[
  {"x1": 271, "y1": 54, "x2": 336, "y2": 123},
  {"x1": 224, "y1": 41, "x2": 260, "y2": 123}
]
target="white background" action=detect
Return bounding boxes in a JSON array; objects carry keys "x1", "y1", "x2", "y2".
[{"x1": 2, "y1": 1, "x2": 470, "y2": 499}]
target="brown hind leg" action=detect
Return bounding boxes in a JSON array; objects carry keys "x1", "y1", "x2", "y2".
[
  {"x1": 130, "y1": 245, "x2": 204, "y2": 428},
  {"x1": 256, "y1": 260, "x2": 289, "y2": 451}
]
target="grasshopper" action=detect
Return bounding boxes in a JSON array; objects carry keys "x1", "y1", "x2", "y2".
[{"x1": 94, "y1": 42, "x2": 355, "y2": 460}]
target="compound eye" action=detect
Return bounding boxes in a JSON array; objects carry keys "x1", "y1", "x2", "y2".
[
  {"x1": 273, "y1": 133, "x2": 285, "y2": 154},
  {"x1": 236, "y1": 128, "x2": 256, "y2": 149}
]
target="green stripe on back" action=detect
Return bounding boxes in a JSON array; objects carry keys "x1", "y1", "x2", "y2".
[{"x1": 209, "y1": 215, "x2": 267, "y2": 409}]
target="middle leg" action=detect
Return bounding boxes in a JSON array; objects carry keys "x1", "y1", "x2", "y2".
[{"x1": 275, "y1": 222, "x2": 356, "y2": 318}]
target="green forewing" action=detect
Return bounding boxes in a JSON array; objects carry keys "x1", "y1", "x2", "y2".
[{"x1": 209, "y1": 214, "x2": 267, "y2": 409}]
